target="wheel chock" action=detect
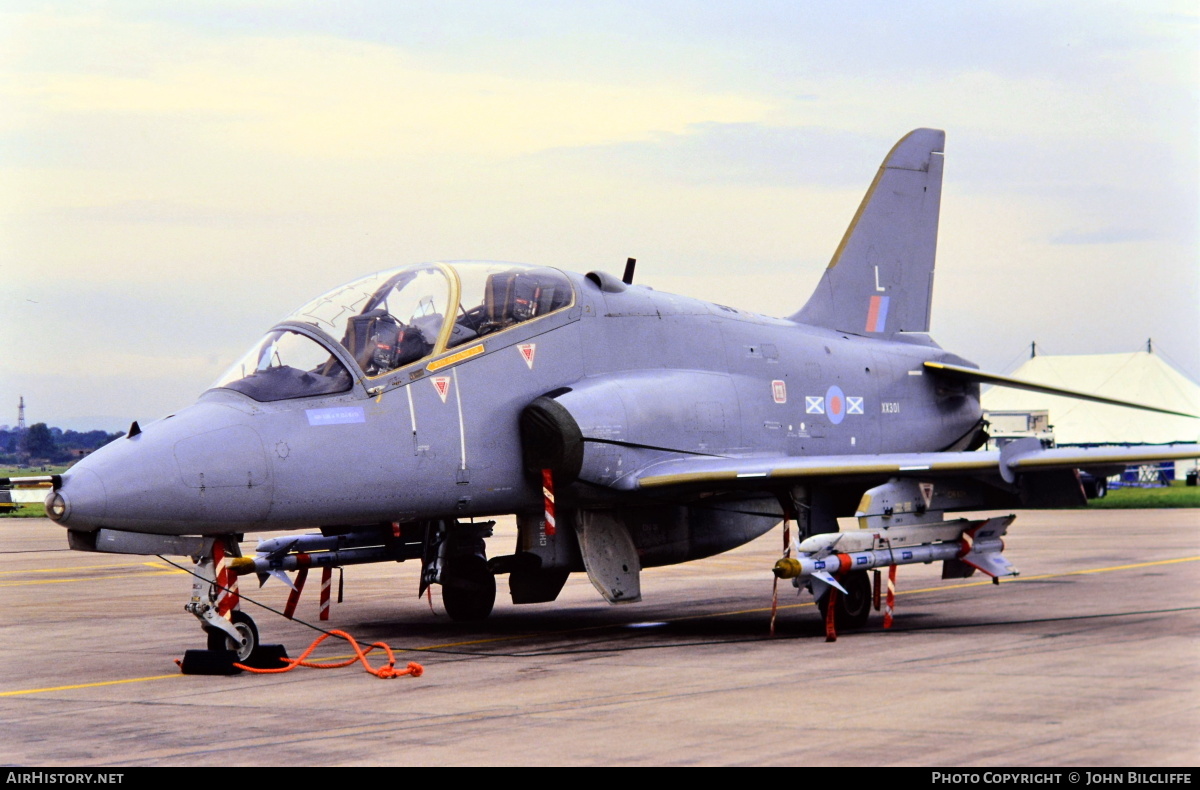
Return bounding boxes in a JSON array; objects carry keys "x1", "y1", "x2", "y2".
[
  {"x1": 241, "y1": 643, "x2": 290, "y2": 670},
  {"x1": 179, "y1": 649, "x2": 242, "y2": 675}
]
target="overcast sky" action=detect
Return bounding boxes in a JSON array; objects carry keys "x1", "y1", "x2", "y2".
[{"x1": 2, "y1": 1, "x2": 1197, "y2": 432}]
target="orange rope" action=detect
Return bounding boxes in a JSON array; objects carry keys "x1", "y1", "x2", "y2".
[{"x1": 235, "y1": 629, "x2": 424, "y2": 679}]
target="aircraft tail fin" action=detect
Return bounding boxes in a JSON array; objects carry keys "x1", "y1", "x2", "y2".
[{"x1": 791, "y1": 128, "x2": 945, "y2": 336}]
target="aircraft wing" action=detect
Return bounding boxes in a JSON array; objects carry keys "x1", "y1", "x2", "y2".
[
  {"x1": 616, "y1": 442, "x2": 1200, "y2": 492},
  {"x1": 924, "y1": 361, "x2": 1199, "y2": 418}
]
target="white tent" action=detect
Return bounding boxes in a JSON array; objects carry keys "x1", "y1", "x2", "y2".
[{"x1": 981, "y1": 351, "x2": 1200, "y2": 446}]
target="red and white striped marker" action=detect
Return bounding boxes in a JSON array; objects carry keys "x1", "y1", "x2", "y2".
[
  {"x1": 824, "y1": 587, "x2": 838, "y2": 642},
  {"x1": 769, "y1": 517, "x2": 792, "y2": 637},
  {"x1": 213, "y1": 539, "x2": 240, "y2": 617},
  {"x1": 284, "y1": 566, "x2": 309, "y2": 620},
  {"x1": 883, "y1": 564, "x2": 897, "y2": 629},
  {"x1": 320, "y1": 566, "x2": 333, "y2": 621},
  {"x1": 542, "y1": 469, "x2": 556, "y2": 536}
]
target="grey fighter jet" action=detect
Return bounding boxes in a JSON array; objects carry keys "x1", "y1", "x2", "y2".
[{"x1": 13, "y1": 129, "x2": 1198, "y2": 658}]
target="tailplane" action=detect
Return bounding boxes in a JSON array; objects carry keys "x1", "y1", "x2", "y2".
[{"x1": 791, "y1": 128, "x2": 945, "y2": 336}]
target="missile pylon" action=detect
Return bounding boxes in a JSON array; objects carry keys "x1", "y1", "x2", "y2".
[{"x1": 229, "y1": 545, "x2": 399, "y2": 579}]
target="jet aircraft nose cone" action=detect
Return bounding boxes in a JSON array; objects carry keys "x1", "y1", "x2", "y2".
[
  {"x1": 46, "y1": 401, "x2": 276, "y2": 534},
  {"x1": 49, "y1": 467, "x2": 108, "y2": 526}
]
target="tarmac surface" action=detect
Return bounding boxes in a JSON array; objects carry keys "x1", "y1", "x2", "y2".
[{"x1": 2, "y1": 509, "x2": 1198, "y2": 767}]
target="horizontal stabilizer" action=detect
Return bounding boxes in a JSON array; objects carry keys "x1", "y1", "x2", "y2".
[{"x1": 924, "y1": 361, "x2": 1199, "y2": 419}]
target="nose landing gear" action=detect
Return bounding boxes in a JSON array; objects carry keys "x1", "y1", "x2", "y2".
[{"x1": 184, "y1": 536, "x2": 261, "y2": 663}]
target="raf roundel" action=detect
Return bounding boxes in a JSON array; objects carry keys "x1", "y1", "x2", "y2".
[{"x1": 826, "y1": 384, "x2": 846, "y2": 425}]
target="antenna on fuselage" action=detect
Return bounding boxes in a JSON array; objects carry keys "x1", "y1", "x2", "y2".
[{"x1": 622, "y1": 258, "x2": 636, "y2": 285}]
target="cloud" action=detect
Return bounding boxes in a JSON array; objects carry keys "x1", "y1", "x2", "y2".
[
  {"x1": 1049, "y1": 228, "x2": 1156, "y2": 245},
  {"x1": 2, "y1": 15, "x2": 771, "y2": 163},
  {"x1": 532, "y1": 123, "x2": 891, "y2": 189}
]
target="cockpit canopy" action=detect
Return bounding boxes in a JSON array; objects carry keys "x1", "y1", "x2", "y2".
[{"x1": 214, "y1": 262, "x2": 574, "y2": 401}]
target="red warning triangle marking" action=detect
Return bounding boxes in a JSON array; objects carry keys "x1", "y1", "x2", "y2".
[
  {"x1": 431, "y1": 376, "x2": 451, "y2": 403},
  {"x1": 919, "y1": 482, "x2": 934, "y2": 510},
  {"x1": 518, "y1": 343, "x2": 536, "y2": 369}
]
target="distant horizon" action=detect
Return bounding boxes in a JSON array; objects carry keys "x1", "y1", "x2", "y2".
[{"x1": 0, "y1": 417, "x2": 129, "y2": 435}]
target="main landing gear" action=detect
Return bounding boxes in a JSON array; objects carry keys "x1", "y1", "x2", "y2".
[
  {"x1": 441, "y1": 554, "x2": 497, "y2": 621},
  {"x1": 816, "y1": 570, "x2": 872, "y2": 630},
  {"x1": 421, "y1": 519, "x2": 497, "y2": 621}
]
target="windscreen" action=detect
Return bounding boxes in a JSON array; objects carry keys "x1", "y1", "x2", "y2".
[
  {"x1": 213, "y1": 330, "x2": 353, "y2": 402},
  {"x1": 288, "y1": 264, "x2": 452, "y2": 377},
  {"x1": 214, "y1": 262, "x2": 575, "y2": 401}
]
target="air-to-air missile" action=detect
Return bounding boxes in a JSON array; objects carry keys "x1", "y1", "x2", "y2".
[{"x1": 772, "y1": 478, "x2": 1018, "y2": 597}]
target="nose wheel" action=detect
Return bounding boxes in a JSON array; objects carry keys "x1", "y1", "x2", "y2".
[{"x1": 205, "y1": 610, "x2": 259, "y2": 662}]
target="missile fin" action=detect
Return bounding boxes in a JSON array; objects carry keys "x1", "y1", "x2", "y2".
[
  {"x1": 259, "y1": 569, "x2": 299, "y2": 591},
  {"x1": 963, "y1": 551, "x2": 1017, "y2": 579},
  {"x1": 811, "y1": 571, "x2": 848, "y2": 596}
]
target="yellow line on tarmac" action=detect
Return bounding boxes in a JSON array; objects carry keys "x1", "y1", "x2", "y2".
[
  {"x1": 0, "y1": 570, "x2": 185, "y2": 587},
  {"x1": 0, "y1": 675, "x2": 182, "y2": 697},
  {"x1": 635, "y1": 554, "x2": 1200, "y2": 621},
  {"x1": 897, "y1": 554, "x2": 1200, "y2": 597},
  {"x1": 0, "y1": 561, "x2": 170, "y2": 575}
]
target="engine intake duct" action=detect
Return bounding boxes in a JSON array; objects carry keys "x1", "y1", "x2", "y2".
[{"x1": 520, "y1": 396, "x2": 584, "y2": 482}]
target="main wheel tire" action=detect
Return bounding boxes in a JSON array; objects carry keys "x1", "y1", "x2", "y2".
[
  {"x1": 441, "y1": 555, "x2": 497, "y2": 622},
  {"x1": 206, "y1": 610, "x2": 259, "y2": 662},
  {"x1": 817, "y1": 571, "x2": 872, "y2": 630},
  {"x1": 1094, "y1": 479, "x2": 1107, "y2": 498}
]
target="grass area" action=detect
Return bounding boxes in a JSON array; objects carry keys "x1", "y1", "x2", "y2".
[
  {"x1": 0, "y1": 465, "x2": 68, "y2": 517},
  {"x1": 0, "y1": 464, "x2": 72, "y2": 477},
  {"x1": 1089, "y1": 479, "x2": 1200, "y2": 509},
  {"x1": 1, "y1": 502, "x2": 46, "y2": 518}
]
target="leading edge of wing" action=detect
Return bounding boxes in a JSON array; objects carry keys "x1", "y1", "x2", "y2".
[
  {"x1": 624, "y1": 443, "x2": 1200, "y2": 492},
  {"x1": 627, "y1": 450, "x2": 998, "y2": 491},
  {"x1": 924, "y1": 361, "x2": 1199, "y2": 419}
]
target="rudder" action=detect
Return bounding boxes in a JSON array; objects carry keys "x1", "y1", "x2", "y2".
[{"x1": 791, "y1": 128, "x2": 945, "y2": 336}]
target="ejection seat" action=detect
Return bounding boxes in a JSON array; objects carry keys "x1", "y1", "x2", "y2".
[{"x1": 481, "y1": 270, "x2": 562, "y2": 333}]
